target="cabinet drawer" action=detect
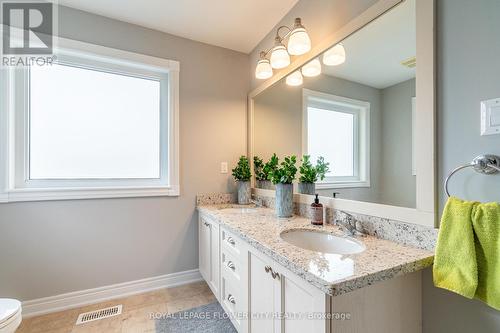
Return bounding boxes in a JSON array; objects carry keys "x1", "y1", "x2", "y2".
[
  {"x1": 221, "y1": 274, "x2": 244, "y2": 331},
  {"x1": 221, "y1": 228, "x2": 242, "y2": 258},
  {"x1": 221, "y1": 249, "x2": 243, "y2": 282}
]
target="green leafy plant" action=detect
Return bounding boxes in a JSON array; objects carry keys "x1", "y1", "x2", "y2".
[
  {"x1": 254, "y1": 156, "x2": 266, "y2": 181},
  {"x1": 269, "y1": 155, "x2": 298, "y2": 184},
  {"x1": 262, "y1": 153, "x2": 279, "y2": 181},
  {"x1": 299, "y1": 155, "x2": 330, "y2": 183},
  {"x1": 232, "y1": 156, "x2": 251, "y2": 181}
]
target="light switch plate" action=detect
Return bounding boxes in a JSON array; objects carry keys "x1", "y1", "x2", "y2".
[
  {"x1": 481, "y1": 98, "x2": 500, "y2": 136},
  {"x1": 220, "y1": 162, "x2": 228, "y2": 174}
]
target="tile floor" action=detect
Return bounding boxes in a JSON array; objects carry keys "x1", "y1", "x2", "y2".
[{"x1": 17, "y1": 281, "x2": 216, "y2": 333}]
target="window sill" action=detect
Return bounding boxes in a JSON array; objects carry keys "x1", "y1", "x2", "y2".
[
  {"x1": 316, "y1": 181, "x2": 370, "y2": 189},
  {"x1": 1, "y1": 185, "x2": 180, "y2": 202}
]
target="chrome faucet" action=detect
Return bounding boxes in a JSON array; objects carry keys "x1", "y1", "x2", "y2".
[{"x1": 335, "y1": 212, "x2": 363, "y2": 236}]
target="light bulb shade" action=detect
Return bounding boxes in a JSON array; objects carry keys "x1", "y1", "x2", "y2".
[
  {"x1": 255, "y1": 59, "x2": 273, "y2": 79},
  {"x1": 287, "y1": 28, "x2": 311, "y2": 55},
  {"x1": 301, "y1": 58, "x2": 321, "y2": 77},
  {"x1": 286, "y1": 70, "x2": 303, "y2": 86},
  {"x1": 323, "y1": 44, "x2": 346, "y2": 66},
  {"x1": 270, "y1": 45, "x2": 290, "y2": 69}
]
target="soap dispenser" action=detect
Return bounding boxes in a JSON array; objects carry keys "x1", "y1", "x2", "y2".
[{"x1": 311, "y1": 194, "x2": 324, "y2": 225}]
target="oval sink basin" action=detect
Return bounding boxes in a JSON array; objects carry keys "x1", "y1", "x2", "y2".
[
  {"x1": 220, "y1": 207, "x2": 258, "y2": 214},
  {"x1": 280, "y1": 230, "x2": 365, "y2": 255}
]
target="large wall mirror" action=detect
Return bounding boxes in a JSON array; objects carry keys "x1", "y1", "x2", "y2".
[{"x1": 249, "y1": 0, "x2": 436, "y2": 227}]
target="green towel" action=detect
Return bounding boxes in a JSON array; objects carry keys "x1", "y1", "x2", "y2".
[{"x1": 434, "y1": 197, "x2": 500, "y2": 310}]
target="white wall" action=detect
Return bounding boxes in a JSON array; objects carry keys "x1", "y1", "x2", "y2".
[{"x1": 0, "y1": 6, "x2": 249, "y2": 301}]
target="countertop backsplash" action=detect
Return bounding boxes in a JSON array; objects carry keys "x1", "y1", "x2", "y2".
[
  {"x1": 196, "y1": 193, "x2": 235, "y2": 206},
  {"x1": 197, "y1": 192, "x2": 438, "y2": 251}
]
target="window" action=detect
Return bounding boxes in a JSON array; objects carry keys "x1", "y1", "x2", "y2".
[
  {"x1": 302, "y1": 89, "x2": 370, "y2": 188},
  {"x1": 0, "y1": 38, "x2": 180, "y2": 202}
]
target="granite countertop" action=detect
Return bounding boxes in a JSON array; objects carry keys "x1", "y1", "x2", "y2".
[{"x1": 197, "y1": 204, "x2": 434, "y2": 296}]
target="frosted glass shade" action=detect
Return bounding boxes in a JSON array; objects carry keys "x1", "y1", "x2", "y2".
[
  {"x1": 286, "y1": 70, "x2": 303, "y2": 86},
  {"x1": 255, "y1": 59, "x2": 273, "y2": 79},
  {"x1": 323, "y1": 44, "x2": 346, "y2": 66},
  {"x1": 301, "y1": 58, "x2": 321, "y2": 77},
  {"x1": 270, "y1": 45, "x2": 290, "y2": 69},
  {"x1": 287, "y1": 28, "x2": 311, "y2": 55}
]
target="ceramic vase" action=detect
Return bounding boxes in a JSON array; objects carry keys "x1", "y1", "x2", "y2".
[
  {"x1": 237, "y1": 181, "x2": 251, "y2": 204},
  {"x1": 275, "y1": 183, "x2": 293, "y2": 217},
  {"x1": 298, "y1": 182, "x2": 315, "y2": 195}
]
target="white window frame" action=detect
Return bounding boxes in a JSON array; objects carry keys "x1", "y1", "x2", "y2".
[
  {"x1": 0, "y1": 36, "x2": 180, "y2": 202},
  {"x1": 302, "y1": 89, "x2": 370, "y2": 189}
]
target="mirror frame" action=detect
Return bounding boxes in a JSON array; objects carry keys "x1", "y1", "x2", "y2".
[{"x1": 247, "y1": 0, "x2": 436, "y2": 227}]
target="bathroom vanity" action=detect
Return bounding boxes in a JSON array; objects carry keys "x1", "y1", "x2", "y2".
[{"x1": 197, "y1": 203, "x2": 433, "y2": 333}]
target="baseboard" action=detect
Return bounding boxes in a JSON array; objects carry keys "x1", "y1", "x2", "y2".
[{"x1": 22, "y1": 269, "x2": 203, "y2": 318}]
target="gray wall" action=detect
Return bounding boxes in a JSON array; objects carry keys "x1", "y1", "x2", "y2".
[
  {"x1": 423, "y1": 0, "x2": 500, "y2": 332},
  {"x1": 380, "y1": 78, "x2": 416, "y2": 208},
  {"x1": 254, "y1": 74, "x2": 383, "y2": 203},
  {"x1": 0, "y1": 6, "x2": 249, "y2": 300}
]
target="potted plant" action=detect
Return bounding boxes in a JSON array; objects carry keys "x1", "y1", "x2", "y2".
[
  {"x1": 255, "y1": 154, "x2": 278, "y2": 190},
  {"x1": 269, "y1": 155, "x2": 297, "y2": 217},
  {"x1": 232, "y1": 156, "x2": 252, "y2": 204},
  {"x1": 298, "y1": 155, "x2": 330, "y2": 195}
]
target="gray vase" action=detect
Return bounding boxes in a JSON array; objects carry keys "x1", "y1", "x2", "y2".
[
  {"x1": 257, "y1": 179, "x2": 273, "y2": 190},
  {"x1": 275, "y1": 183, "x2": 293, "y2": 217},
  {"x1": 298, "y1": 182, "x2": 315, "y2": 195},
  {"x1": 237, "y1": 181, "x2": 251, "y2": 204}
]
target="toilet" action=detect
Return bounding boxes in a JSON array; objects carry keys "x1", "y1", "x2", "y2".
[{"x1": 0, "y1": 299, "x2": 22, "y2": 333}]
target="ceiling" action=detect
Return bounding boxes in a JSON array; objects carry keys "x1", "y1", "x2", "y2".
[
  {"x1": 322, "y1": 0, "x2": 416, "y2": 89},
  {"x1": 57, "y1": 0, "x2": 299, "y2": 53}
]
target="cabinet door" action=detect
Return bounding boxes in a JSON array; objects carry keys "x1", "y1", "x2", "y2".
[
  {"x1": 198, "y1": 217, "x2": 211, "y2": 283},
  {"x1": 208, "y1": 222, "x2": 220, "y2": 297},
  {"x1": 282, "y1": 272, "x2": 327, "y2": 333},
  {"x1": 248, "y1": 251, "x2": 328, "y2": 333},
  {"x1": 249, "y1": 251, "x2": 280, "y2": 333}
]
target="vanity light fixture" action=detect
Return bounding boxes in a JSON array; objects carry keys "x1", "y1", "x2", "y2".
[
  {"x1": 286, "y1": 70, "x2": 303, "y2": 86},
  {"x1": 255, "y1": 17, "x2": 311, "y2": 79},
  {"x1": 301, "y1": 58, "x2": 321, "y2": 77},
  {"x1": 255, "y1": 52, "x2": 273, "y2": 79},
  {"x1": 323, "y1": 43, "x2": 346, "y2": 66}
]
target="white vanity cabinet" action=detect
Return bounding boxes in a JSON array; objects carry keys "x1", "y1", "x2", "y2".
[
  {"x1": 198, "y1": 215, "x2": 220, "y2": 299},
  {"x1": 198, "y1": 213, "x2": 326, "y2": 333},
  {"x1": 198, "y1": 212, "x2": 422, "y2": 333}
]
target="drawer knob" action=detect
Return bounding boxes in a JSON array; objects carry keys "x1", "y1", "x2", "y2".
[
  {"x1": 228, "y1": 294, "x2": 236, "y2": 304},
  {"x1": 227, "y1": 237, "x2": 236, "y2": 246},
  {"x1": 227, "y1": 261, "x2": 236, "y2": 271}
]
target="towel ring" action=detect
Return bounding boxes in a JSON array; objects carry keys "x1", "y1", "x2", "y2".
[{"x1": 444, "y1": 154, "x2": 500, "y2": 197}]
